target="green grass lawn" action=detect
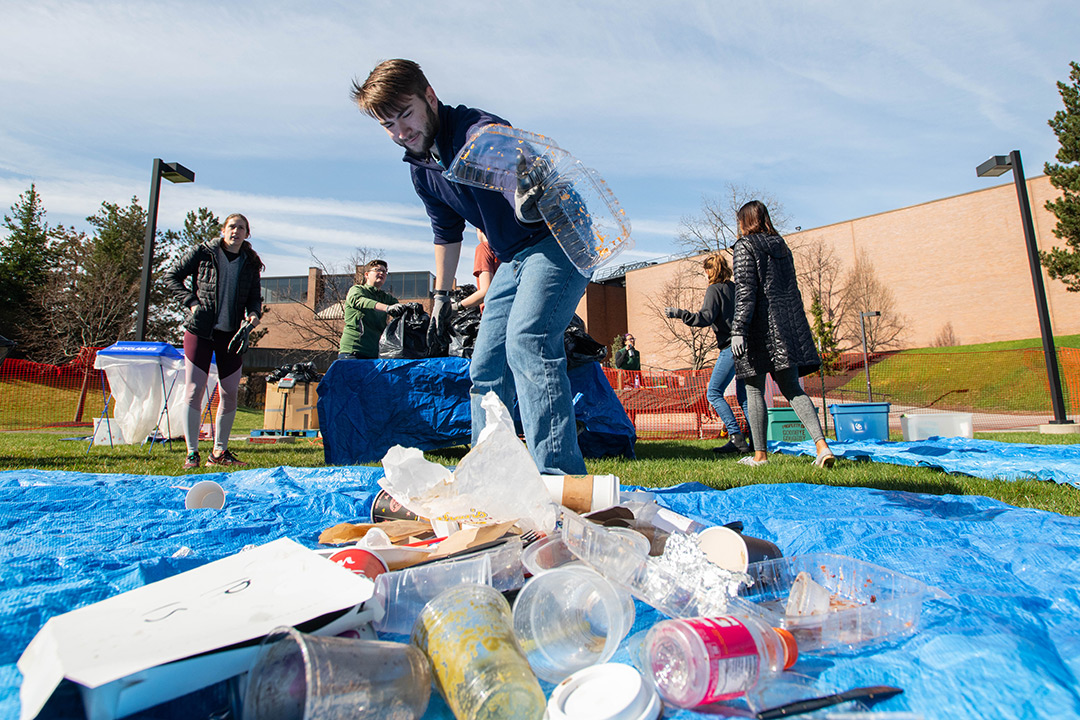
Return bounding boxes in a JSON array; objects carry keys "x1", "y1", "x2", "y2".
[
  {"x1": 3, "y1": 406, "x2": 1078, "y2": 517},
  {"x1": 835, "y1": 334, "x2": 1080, "y2": 412}
]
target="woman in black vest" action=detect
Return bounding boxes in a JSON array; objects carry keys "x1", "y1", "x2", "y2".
[{"x1": 165, "y1": 213, "x2": 263, "y2": 469}]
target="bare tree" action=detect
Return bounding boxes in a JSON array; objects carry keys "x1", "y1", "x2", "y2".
[
  {"x1": 931, "y1": 322, "x2": 958, "y2": 347},
  {"x1": 643, "y1": 261, "x2": 716, "y2": 370},
  {"x1": 268, "y1": 246, "x2": 386, "y2": 350},
  {"x1": 793, "y1": 240, "x2": 844, "y2": 333},
  {"x1": 839, "y1": 252, "x2": 907, "y2": 352},
  {"x1": 675, "y1": 184, "x2": 792, "y2": 256}
]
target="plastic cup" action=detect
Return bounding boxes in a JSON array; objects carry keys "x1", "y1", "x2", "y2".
[
  {"x1": 545, "y1": 663, "x2": 662, "y2": 720},
  {"x1": 785, "y1": 570, "x2": 832, "y2": 617},
  {"x1": 242, "y1": 626, "x2": 431, "y2": 720},
  {"x1": 520, "y1": 535, "x2": 577, "y2": 576},
  {"x1": 512, "y1": 565, "x2": 636, "y2": 683},
  {"x1": 412, "y1": 584, "x2": 546, "y2": 720},
  {"x1": 185, "y1": 480, "x2": 225, "y2": 509},
  {"x1": 373, "y1": 551, "x2": 493, "y2": 635}
]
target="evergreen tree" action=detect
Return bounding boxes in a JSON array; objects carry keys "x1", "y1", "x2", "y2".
[
  {"x1": 1042, "y1": 61, "x2": 1080, "y2": 291},
  {"x1": 0, "y1": 185, "x2": 56, "y2": 347},
  {"x1": 810, "y1": 293, "x2": 841, "y2": 374}
]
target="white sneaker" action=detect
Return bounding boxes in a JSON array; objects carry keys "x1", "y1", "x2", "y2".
[
  {"x1": 738, "y1": 456, "x2": 768, "y2": 467},
  {"x1": 813, "y1": 452, "x2": 836, "y2": 469}
]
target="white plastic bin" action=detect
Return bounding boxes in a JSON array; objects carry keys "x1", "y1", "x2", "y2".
[{"x1": 900, "y1": 412, "x2": 974, "y2": 441}]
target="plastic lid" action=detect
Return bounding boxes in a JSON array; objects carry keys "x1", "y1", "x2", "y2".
[
  {"x1": 772, "y1": 627, "x2": 799, "y2": 669},
  {"x1": 545, "y1": 663, "x2": 662, "y2": 720}
]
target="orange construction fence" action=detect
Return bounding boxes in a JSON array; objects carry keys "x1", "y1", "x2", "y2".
[{"x1": 1, "y1": 347, "x2": 1076, "y2": 437}]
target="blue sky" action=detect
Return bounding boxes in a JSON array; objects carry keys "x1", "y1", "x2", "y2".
[{"x1": 1, "y1": 1, "x2": 1077, "y2": 279}]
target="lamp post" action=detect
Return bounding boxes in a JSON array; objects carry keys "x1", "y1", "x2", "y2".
[
  {"x1": 976, "y1": 150, "x2": 1071, "y2": 425},
  {"x1": 860, "y1": 311, "x2": 880, "y2": 402},
  {"x1": 135, "y1": 159, "x2": 195, "y2": 341}
]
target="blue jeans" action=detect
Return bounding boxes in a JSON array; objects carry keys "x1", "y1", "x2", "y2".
[
  {"x1": 707, "y1": 347, "x2": 744, "y2": 437},
  {"x1": 470, "y1": 235, "x2": 590, "y2": 475}
]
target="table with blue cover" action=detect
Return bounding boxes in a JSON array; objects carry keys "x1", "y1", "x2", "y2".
[
  {"x1": 317, "y1": 357, "x2": 636, "y2": 465},
  {"x1": 2, "y1": 466, "x2": 1079, "y2": 719}
]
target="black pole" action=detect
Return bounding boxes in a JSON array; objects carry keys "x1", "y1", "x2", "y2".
[
  {"x1": 861, "y1": 313, "x2": 873, "y2": 403},
  {"x1": 135, "y1": 159, "x2": 163, "y2": 342},
  {"x1": 1010, "y1": 150, "x2": 1071, "y2": 424}
]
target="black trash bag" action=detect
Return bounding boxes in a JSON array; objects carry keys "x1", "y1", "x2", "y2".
[
  {"x1": 447, "y1": 285, "x2": 481, "y2": 358},
  {"x1": 379, "y1": 303, "x2": 431, "y2": 359},
  {"x1": 564, "y1": 314, "x2": 607, "y2": 369}
]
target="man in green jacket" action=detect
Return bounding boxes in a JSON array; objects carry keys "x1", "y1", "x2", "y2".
[{"x1": 338, "y1": 259, "x2": 405, "y2": 359}]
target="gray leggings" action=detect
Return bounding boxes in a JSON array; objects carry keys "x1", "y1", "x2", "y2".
[{"x1": 744, "y1": 366, "x2": 825, "y2": 451}]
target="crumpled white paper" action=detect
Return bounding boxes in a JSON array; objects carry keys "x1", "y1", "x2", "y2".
[{"x1": 379, "y1": 392, "x2": 558, "y2": 534}]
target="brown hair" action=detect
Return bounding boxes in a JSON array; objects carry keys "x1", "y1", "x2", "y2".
[
  {"x1": 703, "y1": 252, "x2": 732, "y2": 285},
  {"x1": 223, "y1": 213, "x2": 264, "y2": 271},
  {"x1": 737, "y1": 200, "x2": 779, "y2": 237},
  {"x1": 351, "y1": 59, "x2": 431, "y2": 119}
]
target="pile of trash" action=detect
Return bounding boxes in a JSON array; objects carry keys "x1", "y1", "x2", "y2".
[
  {"x1": 18, "y1": 393, "x2": 929, "y2": 720},
  {"x1": 266, "y1": 361, "x2": 321, "y2": 385}
]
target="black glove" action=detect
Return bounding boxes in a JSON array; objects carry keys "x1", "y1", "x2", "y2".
[
  {"x1": 385, "y1": 303, "x2": 407, "y2": 318},
  {"x1": 514, "y1": 151, "x2": 549, "y2": 224},
  {"x1": 431, "y1": 291, "x2": 452, "y2": 334},
  {"x1": 664, "y1": 307, "x2": 687, "y2": 320},
  {"x1": 228, "y1": 321, "x2": 254, "y2": 355},
  {"x1": 731, "y1": 335, "x2": 746, "y2": 359}
]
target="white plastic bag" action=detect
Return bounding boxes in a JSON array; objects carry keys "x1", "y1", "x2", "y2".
[{"x1": 379, "y1": 392, "x2": 558, "y2": 533}]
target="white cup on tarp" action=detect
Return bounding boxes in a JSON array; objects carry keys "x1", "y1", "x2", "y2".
[
  {"x1": 185, "y1": 480, "x2": 226, "y2": 510},
  {"x1": 541, "y1": 474, "x2": 619, "y2": 514}
]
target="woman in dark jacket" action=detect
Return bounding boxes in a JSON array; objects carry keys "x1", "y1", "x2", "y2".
[
  {"x1": 730, "y1": 201, "x2": 834, "y2": 468},
  {"x1": 165, "y1": 213, "x2": 263, "y2": 469},
  {"x1": 666, "y1": 252, "x2": 749, "y2": 454}
]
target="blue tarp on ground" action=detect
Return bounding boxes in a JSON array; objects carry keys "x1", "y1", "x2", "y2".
[
  {"x1": 3, "y1": 466, "x2": 1080, "y2": 719},
  {"x1": 772, "y1": 437, "x2": 1080, "y2": 488},
  {"x1": 317, "y1": 358, "x2": 635, "y2": 464}
]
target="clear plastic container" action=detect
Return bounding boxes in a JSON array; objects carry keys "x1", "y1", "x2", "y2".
[
  {"x1": 560, "y1": 510, "x2": 755, "y2": 619},
  {"x1": 520, "y1": 534, "x2": 577, "y2": 576},
  {"x1": 741, "y1": 553, "x2": 936, "y2": 653},
  {"x1": 444, "y1": 124, "x2": 633, "y2": 276},
  {"x1": 644, "y1": 614, "x2": 797, "y2": 708},
  {"x1": 443, "y1": 124, "x2": 568, "y2": 193},
  {"x1": 512, "y1": 565, "x2": 635, "y2": 682}
]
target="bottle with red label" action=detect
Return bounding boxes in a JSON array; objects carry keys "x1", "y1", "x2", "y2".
[{"x1": 644, "y1": 614, "x2": 798, "y2": 709}]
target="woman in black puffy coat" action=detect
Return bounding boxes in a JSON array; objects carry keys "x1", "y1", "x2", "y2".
[{"x1": 730, "y1": 201, "x2": 834, "y2": 468}]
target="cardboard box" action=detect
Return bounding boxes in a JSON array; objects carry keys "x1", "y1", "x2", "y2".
[
  {"x1": 18, "y1": 538, "x2": 376, "y2": 720},
  {"x1": 263, "y1": 381, "x2": 319, "y2": 431}
]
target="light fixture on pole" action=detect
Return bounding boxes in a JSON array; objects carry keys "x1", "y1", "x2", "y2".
[
  {"x1": 135, "y1": 159, "x2": 195, "y2": 342},
  {"x1": 976, "y1": 150, "x2": 1071, "y2": 425},
  {"x1": 860, "y1": 311, "x2": 880, "y2": 402}
]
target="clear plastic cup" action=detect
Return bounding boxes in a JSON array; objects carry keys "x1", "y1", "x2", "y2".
[
  {"x1": 520, "y1": 535, "x2": 577, "y2": 576},
  {"x1": 241, "y1": 626, "x2": 431, "y2": 720},
  {"x1": 373, "y1": 551, "x2": 492, "y2": 635},
  {"x1": 512, "y1": 565, "x2": 636, "y2": 683},
  {"x1": 412, "y1": 584, "x2": 546, "y2": 720}
]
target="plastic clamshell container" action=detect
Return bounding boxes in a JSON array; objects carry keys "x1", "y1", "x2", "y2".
[
  {"x1": 560, "y1": 510, "x2": 756, "y2": 619},
  {"x1": 829, "y1": 402, "x2": 891, "y2": 442},
  {"x1": 900, "y1": 412, "x2": 974, "y2": 441},
  {"x1": 766, "y1": 407, "x2": 810, "y2": 443},
  {"x1": 444, "y1": 124, "x2": 633, "y2": 276},
  {"x1": 740, "y1": 552, "x2": 932, "y2": 654},
  {"x1": 444, "y1": 124, "x2": 569, "y2": 193}
]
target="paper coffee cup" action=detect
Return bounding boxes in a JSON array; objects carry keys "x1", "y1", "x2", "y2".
[
  {"x1": 541, "y1": 475, "x2": 619, "y2": 514},
  {"x1": 696, "y1": 526, "x2": 749, "y2": 573},
  {"x1": 185, "y1": 480, "x2": 226, "y2": 510},
  {"x1": 328, "y1": 548, "x2": 389, "y2": 580}
]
